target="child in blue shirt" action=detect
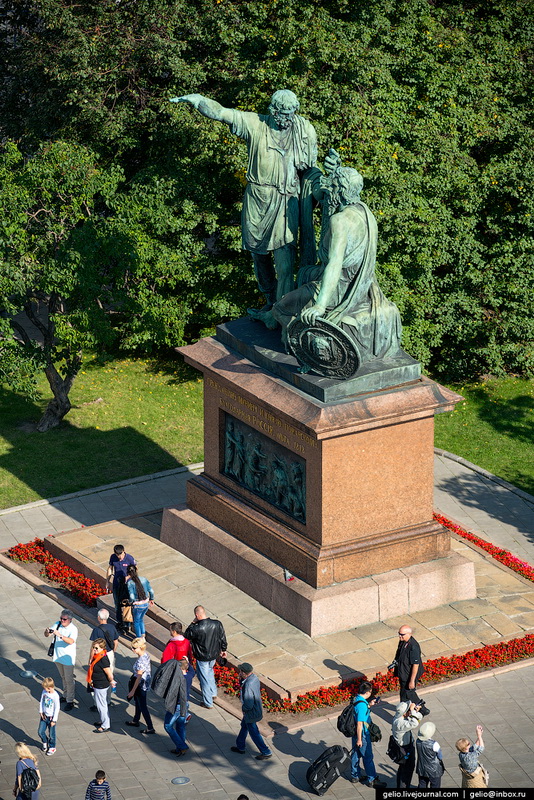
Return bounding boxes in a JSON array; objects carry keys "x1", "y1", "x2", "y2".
[{"x1": 84, "y1": 770, "x2": 111, "y2": 800}]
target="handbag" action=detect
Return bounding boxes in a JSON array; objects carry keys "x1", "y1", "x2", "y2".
[
  {"x1": 47, "y1": 623, "x2": 60, "y2": 657},
  {"x1": 386, "y1": 734, "x2": 408, "y2": 764},
  {"x1": 121, "y1": 599, "x2": 133, "y2": 622},
  {"x1": 354, "y1": 699, "x2": 382, "y2": 743},
  {"x1": 367, "y1": 720, "x2": 382, "y2": 743},
  {"x1": 127, "y1": 674, "x2": 139, "y2": 702}
]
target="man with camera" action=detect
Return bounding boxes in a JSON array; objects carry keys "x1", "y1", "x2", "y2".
[
  {"x1": 391, "y1": 701, "x2": 424, "y2": 787},
  {"x1": 390, "y1": 625, "x2": 429, "y2": 716},
  {"x1": 44, "y1": 609, "x2": 78, "y2": 710}
]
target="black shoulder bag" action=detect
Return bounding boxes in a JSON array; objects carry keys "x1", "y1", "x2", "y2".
[{"x1": 354, "y1": 699, "x2": 382, "y2": 743}]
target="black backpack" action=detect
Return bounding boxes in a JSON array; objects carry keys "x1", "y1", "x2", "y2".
[
  {"x1": 20, "y1": 763, "x2": 39, "y2": 798},
  {"x1": 336, "y1": 700, "x2": 356, "y2": 738},
  {"x1": 94, "y1": 625, "x2": 114, "y2": 652},
  {"x1": 387, "y1": 734, "x2": 408, "y2": 764}
]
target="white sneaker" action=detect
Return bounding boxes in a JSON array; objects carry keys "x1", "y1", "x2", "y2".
[
  {"x1": 46, "y1": 747, "x2": 56, "y2": 755},
  {"x1": 41, "y1": 743, "x2": 48, "y2": 752}
]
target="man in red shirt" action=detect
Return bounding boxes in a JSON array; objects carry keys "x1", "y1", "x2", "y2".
[{"x1": 161, "y1": 622, "x2": 193, "y2": 664}]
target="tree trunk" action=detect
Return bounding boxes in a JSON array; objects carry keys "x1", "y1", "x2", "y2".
[{"x1": 36, "y1": 363, "x2": 74, "y2": 432}]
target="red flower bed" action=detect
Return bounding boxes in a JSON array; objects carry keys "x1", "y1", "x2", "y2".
[
  {"x1": 434, "y1": 512, "x2": 534, "y2": 582},
  {"x1": 215, "y1": 633, "x2": 534, "y2": 714},
  {"x1": 7, "y1": 538, "x2": 104, "y2": 607}
]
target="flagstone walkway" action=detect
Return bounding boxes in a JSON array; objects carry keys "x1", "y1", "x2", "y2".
[
  {"x1": 49, "y1": 512, "x2": 534, "y2": 697},
  {"x1": 1, "y1": 566, "x2": 533, "y2": 799}
]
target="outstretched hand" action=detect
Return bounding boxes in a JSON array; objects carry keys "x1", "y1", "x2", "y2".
[{"x1": 169, "y1": 94, "x2": 203, "y2": 107}]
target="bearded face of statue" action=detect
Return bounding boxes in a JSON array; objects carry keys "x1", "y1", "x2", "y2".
[{"x1": 270, "y1": 105, "x2": 296, "y2": 130}]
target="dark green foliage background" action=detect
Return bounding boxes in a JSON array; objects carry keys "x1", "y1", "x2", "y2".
[{"x1": 2, "y1": 0, "x2": 533, "y2": 379}]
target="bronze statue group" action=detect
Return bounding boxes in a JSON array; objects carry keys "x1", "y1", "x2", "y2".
[{"x1": 172, "y1": 90, "x2": 403, "y2": 380}]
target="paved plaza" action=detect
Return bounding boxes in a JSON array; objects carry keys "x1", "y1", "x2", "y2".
[
  {"x1": 48, "y1": 515, "x2": 534, "y2": 697},
  {"x1": 0, "y1": 453, "x2": 533, "y2": 797},
  {"x1": 0, "y1": 566, "x2": 533, "y2": 800}
]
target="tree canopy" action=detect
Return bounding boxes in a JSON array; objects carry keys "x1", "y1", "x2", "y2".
[{"x1": 1, "y1": 0, "x2": 533, "y2": 421}]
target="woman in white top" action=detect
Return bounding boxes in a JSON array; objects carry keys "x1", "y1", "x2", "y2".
[{"x1": 125, "y1": 638, "x2": 155, "y2": 734}]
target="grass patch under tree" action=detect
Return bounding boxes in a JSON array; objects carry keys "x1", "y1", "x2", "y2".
[
  {"x1": 0, "y1": 352, "x2": 203, "y2": 507},
  {"x1": 434, "y1": 377, "x2": 533, "y2": 496}
]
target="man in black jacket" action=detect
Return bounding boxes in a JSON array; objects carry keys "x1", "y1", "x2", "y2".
[
  {"x1": 152, "y1": 659, "x2": 189, "y2": 756},
  {"x1": 185, "y1": 606, "x2": 227, "y2": 709},
  {"x1": 393, "y1": 625, "x2": 429, "y2": 716}
]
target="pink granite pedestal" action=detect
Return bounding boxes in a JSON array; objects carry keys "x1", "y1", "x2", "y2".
[
  {"x1": 160, "y1": 335, "x2": 476, "y2": 635},
  {"x1": 162, "y1": 504, "x2": 476, "y2": 636}
]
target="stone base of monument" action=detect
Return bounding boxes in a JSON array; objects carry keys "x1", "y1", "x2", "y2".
[
  {"x1": 182, "y1": 473, "x2": 451, "y2": 586},
  {"x1": 159, "y1": 324, "x2": 476, "y2": 636},
  {"x1": 217, "y1": 318, "x2": 422, "y2": 402},
  {"x1": 162, "y1": 505, "x2": 476, "y2": 637}
]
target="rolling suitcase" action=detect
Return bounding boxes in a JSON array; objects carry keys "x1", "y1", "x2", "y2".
[{"x1": 306, "y1": 744, "x2": 351, "y2": 795}]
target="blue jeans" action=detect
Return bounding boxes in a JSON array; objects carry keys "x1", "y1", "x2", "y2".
[
  {"x1": 38, "y1": 717, "x2": 56, "y2": 748},
  {"x1": 236, "y1": 718, "x2": 271, "y2": 756},
  {"x1": 351, "y1": 733, "x2": 376, "y2": 783},
  {"x1": 132, "y1": 603, "x2": 149, "y2": 637},
  {"x1": 196, "y1": 659, "x2": 217, "y2": 707},
  {"x1": 164, "y1": 710, "x2": 188, "y2": 751}
]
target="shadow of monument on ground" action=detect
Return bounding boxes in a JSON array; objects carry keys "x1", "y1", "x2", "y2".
[
  {"x1": 322, "y1": 658, "x2": 366, "y2": 683},
  {"x1": 0, "y1": 386, "x2": 185, "y2": 523},
  {"x1": 436, "y1": 471, "x2": 534, "y2": 544}
]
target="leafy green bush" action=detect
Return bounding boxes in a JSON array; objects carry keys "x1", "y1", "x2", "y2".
[{"x1": 1, "y1": 0, "x2": 532, "y2": 380}]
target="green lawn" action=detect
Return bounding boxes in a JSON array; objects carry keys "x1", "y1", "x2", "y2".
[
  {"x1": 434, "y1": 377, "x2": 534, "y2": 496},
  {"x1": 0, "y1": 353, "x2": 204, "y2": 508},
  {"x1": 1, "y1": 355, "x2": 532, "y2": 509}
]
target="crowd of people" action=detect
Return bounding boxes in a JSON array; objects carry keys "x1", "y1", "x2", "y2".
[
  {"x1": 349, "y1": 626, "x2": 488, "y2": 790},
  {"x1": 5, "y1": 542, "x2": 488, "y2": 798},
  {"x1": 8, "y1": 541, "x2": 269, "y2": 798}
]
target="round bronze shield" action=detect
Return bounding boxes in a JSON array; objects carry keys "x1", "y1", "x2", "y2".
[{"x1": 287, "y1": 317, "x2": 360, "y2": 379}]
